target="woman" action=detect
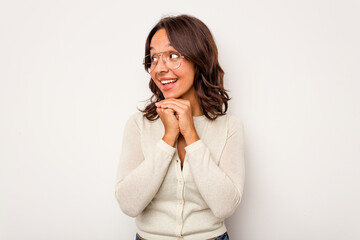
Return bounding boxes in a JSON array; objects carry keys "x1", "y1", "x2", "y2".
[{"x1": 115, "y1": 15, "x2": 245, "y2": 240}]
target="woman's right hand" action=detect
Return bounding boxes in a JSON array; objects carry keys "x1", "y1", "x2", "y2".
[{"x1": 156, "y1": 106, "x2": 180, "y2": 147}]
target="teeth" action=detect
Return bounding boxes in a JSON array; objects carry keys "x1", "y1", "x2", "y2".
[{"x1": 161, "y1": 79, "x2": 177, "y2": 85}]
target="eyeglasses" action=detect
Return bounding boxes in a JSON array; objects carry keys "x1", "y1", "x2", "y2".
[{"x1": 143, "y1": 51, "x2": 185, "y2": 73}]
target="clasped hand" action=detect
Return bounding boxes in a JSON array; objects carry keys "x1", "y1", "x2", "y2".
[{"x1": 156, "y1": 98, "x2": 199, "y2": 146}]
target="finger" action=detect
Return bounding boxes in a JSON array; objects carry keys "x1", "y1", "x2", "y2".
[
  {"x1": 157, "y1": 98, "x2": 190, "y2": 108},
  {"x1": 159, "y1": 98, "x2": 188, "y2": 103},
  {"x1": 157, "y1": 100, "x2": 189, "y2": 112},
  {"x1": 163, "y1": 108, "x2": 175, "y2": 115},
  {"x1": 157, "y1": 103, "x2": 187, "y2": 115},
  {"x1": 158, "y1": 108, "x2": 176, "y2": 117}
]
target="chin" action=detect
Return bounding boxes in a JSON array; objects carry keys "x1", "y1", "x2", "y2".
[{"x1": 163, "y1": 93, "x2": 181, "y2": 99}]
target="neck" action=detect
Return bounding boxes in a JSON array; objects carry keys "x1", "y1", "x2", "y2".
[
  {"x1": 180, "y1": 93, "x2": 202, "y2": 117},
  {"x1": 190, "y1": 98, "x2": 202, "y2": 116}
]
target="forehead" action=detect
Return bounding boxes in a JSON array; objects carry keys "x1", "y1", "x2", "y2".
[{"x1": 150, "y1": 29, "x2": 173, "y2": 51}]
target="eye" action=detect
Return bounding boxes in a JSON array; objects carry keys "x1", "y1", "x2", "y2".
[
  {"x1": 169, "y1": 52, "x2": 180, "y2": 60},
  {"x1": 150, "y1": 54, "x2": 158, "y2": 63},
  {"x1": 169, "y1": 53, "x2": 180, "y2": 59}
]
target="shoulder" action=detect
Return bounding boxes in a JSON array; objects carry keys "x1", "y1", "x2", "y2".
[
  {"x1": 124, "y1": 111, "x2": 162, "y2": 132},
  {"x1": 227, "y1": 114, "x2": 244, "y2": 128},
  {"x1": 223, "y1": 114, "x2": 244, "y2": 136},
  {"x1": 204, "y1": 114, "x2": 244, "y2": 137},
  {"x1": 124, "y1": 112, "x2": 144, "y2": 131},
  {"x1": 126, "y1": 111, "x2": 143, "y2": 123},
  {"x1": 211, "y1": 114, "x2": 243, "y2": 127}
]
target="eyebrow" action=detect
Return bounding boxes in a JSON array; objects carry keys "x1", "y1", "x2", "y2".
[{"x1": 149, "y1": 43, "x2": 172, "y2": 51}]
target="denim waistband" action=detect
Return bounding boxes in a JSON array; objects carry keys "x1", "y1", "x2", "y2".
[{"x1": 136, "y1": 232, "x2": 229, "y2": 240}]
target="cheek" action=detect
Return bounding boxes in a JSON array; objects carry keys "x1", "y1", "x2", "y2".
[
  {"x1": 150, "y1": 73, "x2": 155, "y2": 82},
  {"x1": 150, "y1": 76, "x2": 160, "y2": 87},
  {"x1": 181, "y1": 70, "x2": 195, "y2": 85},
  {"x1": 180, "y1": 63, "x2": 195, "y2": 82}
]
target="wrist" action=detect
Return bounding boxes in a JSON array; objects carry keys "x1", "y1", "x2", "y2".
[
  {"x1": 183, "y1": 131, "x2": 200, "y2": 146},
  {"x1": 162, "y1": 131, "x2": 179, "y2": 147}
]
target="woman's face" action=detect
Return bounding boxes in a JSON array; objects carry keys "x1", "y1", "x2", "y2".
[{"x1": 149, "y1": 29, "x2": 196, "y2": 100}]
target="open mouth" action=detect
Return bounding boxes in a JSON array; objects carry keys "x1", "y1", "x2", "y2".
[{"x1": 161, "y1": 79, "x2": 178, "y2": 85}]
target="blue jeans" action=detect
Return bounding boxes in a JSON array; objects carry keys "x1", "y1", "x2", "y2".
[
  {"x1": 136, "y1": 232, "x2": 229, "y2": 240},
  {"x1": 214, "y1": 232, "x2": 230, "y2": 240}
]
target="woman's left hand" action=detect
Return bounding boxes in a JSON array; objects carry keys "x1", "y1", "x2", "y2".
[{"x1": 155, "y1": 99, "x2": 200, "y2": 145}]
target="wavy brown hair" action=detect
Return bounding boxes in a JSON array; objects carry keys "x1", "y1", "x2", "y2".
[{"x1": 140, "y1": 14, "x2": 230, "y2": 120}]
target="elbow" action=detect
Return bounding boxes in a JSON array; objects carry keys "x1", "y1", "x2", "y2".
[
  {"x1": 213, "y1": 211, "x2": 232, "y2": 220},
  {"x1": 212, "y1": 205, "x2": 236, "y2": 219},
  {"x1": 121, "y1": 206, "x2": 140, "y2": 218},
  {"x1": 212, "y1": 192, "x2": 242, "y2": 219},
  {"x1": 115, "y1": 189, "x2": 140, "y2": 218}
]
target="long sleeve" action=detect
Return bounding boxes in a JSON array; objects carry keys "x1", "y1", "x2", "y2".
[
  {"x1": 185, "y1": 115, "x2": 245, "y2": 219},
  {"x1": 115, "y1": 113, "x2": 175, "y2": 217}
]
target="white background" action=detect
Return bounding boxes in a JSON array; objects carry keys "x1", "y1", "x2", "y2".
[{"x1": 1, "y1": 0, "x2": 359, "y2": 239}]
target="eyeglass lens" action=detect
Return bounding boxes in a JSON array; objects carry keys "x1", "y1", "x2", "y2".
[{"x1": 145, "y1": 51, "x2": 183, "y2": 73}]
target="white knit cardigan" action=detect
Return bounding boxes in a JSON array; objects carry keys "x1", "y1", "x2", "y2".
[{"x1": 115, "y1": 112, "x2": 245, "y2": 240}]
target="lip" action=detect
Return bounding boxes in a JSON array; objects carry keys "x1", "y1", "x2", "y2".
[
  {"x1": 157, "y1": 77, "x2": 178, "y2": 91},
  {"x1": 161, "y1": 81, "x2": 177, "y2": 91},
  {"x1": 158, "y1": 77, "x2": 177, "y2": 81}
]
